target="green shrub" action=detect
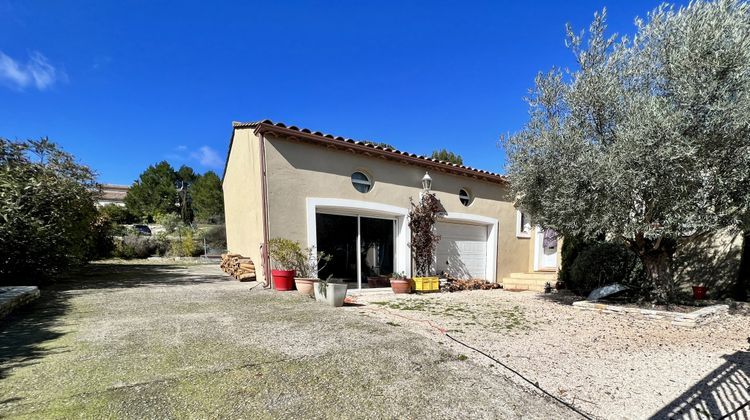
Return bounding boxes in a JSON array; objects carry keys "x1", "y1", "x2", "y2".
[
  {"x1": 110, "y1": 223, "x2": 128, "y2": 237},
  {"x1": 268, "y1": 238, "x2": 304, "y2": 270},
  {"x1": 0, "y1": 138, "x2": 99, "y2": 284},
  {"x1": 89, "y1": 216, "x2": 115, "y2": 260},
  {"x1": 201, "y1": 225, "x2": 227, "y2": 250},
  {"x1": 168, "y1": 228, "x2": 201, "y2": 257},
  {"x1": 151, "y1": 232, "x2": 170, "y2": 257},
  {"x1": 267, "y1": 237, "x2": 330, "y2": 277},
  {"x1": 113, "y1": 235, "x2": 156, "y2": 259},
  {"x1": 568, "y1": 241, "x2": 645, "y2": 295},
  {"x1": 99, "y1": 204, "x2": 135, "y2": 224},
  {"x1": 558, "y1": 235, "x2": 587, "y2": 287},
  {"x1": 155, "y1": 212, "x2": 182, "y2": 234}
]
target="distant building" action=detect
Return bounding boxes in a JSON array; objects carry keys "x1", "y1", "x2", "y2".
[{"x1": 97, "y1": 184, "x2": 129, "y2": 207}]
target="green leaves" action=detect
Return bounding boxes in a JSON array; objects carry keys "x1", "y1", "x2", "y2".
[
  {"x1": 429, "y1": 149, "x2": 464, "y2": 165},
  {"x1": 124, "y1": 161, "x2": 178, "y2": 221},
  {"x1": 505, "y1": 0, "x2": 750, "y2": 241},
  {"x1": 0, "y1": 138, "x2": 98, "y2": 283},
  {"x1": 124, "y1": 164, "x2": 223, "y2": 224},
  {"x1": 191, "y1": 171, "x2": 224, "y2": 223},
  {"x1": 503, "y1": 0, "x2": 750, "y2": 302}
]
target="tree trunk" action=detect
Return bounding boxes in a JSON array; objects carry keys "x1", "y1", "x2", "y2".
[
  {"x1": 734, "y1": 231, "x2": 750, "y2": 302},
  {"x1": 640, "y1": 249, "x2": 675, "y2": 304}
]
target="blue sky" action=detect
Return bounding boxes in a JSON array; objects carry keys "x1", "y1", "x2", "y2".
[{"x1": 0, "y1": 1, "x2": 678, "y2": 185}]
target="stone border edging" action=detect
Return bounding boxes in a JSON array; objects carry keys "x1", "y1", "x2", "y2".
[
  {"x1": 572, "y1": 300, "x2": 728, "y2": 328},
  {"x1": 0, "y1": 286, "x2": 41, "y2": 320}
]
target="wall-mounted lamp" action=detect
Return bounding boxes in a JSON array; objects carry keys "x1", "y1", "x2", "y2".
[{"x1": 421, "y1": 171, "x2": 432, "y2": 191}]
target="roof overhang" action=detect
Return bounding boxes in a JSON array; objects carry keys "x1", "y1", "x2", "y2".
[{"x1": 231, "y1": 120, "x2": 508, "y2": 185}]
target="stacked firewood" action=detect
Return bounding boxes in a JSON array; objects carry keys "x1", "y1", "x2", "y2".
[
  {"x1": 442, "y1": 279, "x2": 502, "y2": 293},
  {"x1": 220, "y1": 254, "x2": 256, "y2": 281}
]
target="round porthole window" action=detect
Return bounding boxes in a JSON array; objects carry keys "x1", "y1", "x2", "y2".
[
  {"x1": 459, "y1": 188, "x2": 472, "y2": 206},
  {"x1": 351, "y1": 171, "x2": 372, "y2": 193}
]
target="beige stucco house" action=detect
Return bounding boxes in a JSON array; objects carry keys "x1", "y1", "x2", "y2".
[{"x1": 222, "y1": 120, "x2": 559, "y2": 291}]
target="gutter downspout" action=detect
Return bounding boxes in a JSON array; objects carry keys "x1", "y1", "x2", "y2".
[{"x1": 255, "y1": 129, "x2": 273, "y2": 289}]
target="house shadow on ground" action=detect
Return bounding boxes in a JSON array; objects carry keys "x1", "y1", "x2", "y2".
[
  {"x1": 650, "y1": 349, "x2": 750, "y2": 419},
  {"x1": 0, "y1": 290, "x2": 69, "y2": 381},
  {"x1": 0, "y1": 262, "x2": 223, "y2": 381}
]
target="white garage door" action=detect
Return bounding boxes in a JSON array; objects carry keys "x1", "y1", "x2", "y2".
[{"x1": 435, "y1": 222, "x2": 488, "y2": 280}]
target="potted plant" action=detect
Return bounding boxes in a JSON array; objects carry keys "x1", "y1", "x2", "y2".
[
  {"x1": 692, "y1": 284, "x2": 708, "y2": 300},
  {"x1": 314, "y1": 275, "x2": 348, "y2": 307},
  {"x1": 389, "y1": 272, "x2": 412, "y2": 294},
  {"x1": 409, "y1": 192, "x2": 442, "y2": 293},
  {"x1": 294, "y1": 247, "x2": 332, "y2": 297},
  {"x1": 268, "y1": 238, "x2": 302, "y2": 291}
]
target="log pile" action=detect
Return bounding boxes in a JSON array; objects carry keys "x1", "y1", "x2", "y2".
[
  {"x1": 442, "y1": 279, "x2": 502, "y2": 293},
  {"x1": 220, "y1": 254, "x2": 256, "y2": 281}
]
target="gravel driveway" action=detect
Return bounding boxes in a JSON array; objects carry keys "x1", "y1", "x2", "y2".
[
  {"x1": 353, "y1": 290, "x2": 750, "y2": 420},
  {"x1": 0, "y1": 262, "x2": 573, "y2": 419}
]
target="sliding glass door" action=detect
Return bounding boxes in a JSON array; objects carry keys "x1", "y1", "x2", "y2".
[
  {"x1": 316, "y1": 214, "x2": 358, "y2": 284},
  {"x1": 360, "y1": 217, "x2": 394, "y2": 282},
  {"x1": 315, "y1": 213, "x2": 395, "y2": 289}
]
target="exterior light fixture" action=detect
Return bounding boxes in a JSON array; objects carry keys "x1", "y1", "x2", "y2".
[
  {"x1": 421, "y1": 171, "x2": 432, "y2": 191},
  {"x1": 175, "y1": 181, "x2": 185, "y2": 207}
]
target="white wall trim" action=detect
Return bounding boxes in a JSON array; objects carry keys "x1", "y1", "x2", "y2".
[
  {"x1": 533, "y1": 226, "x2": 541, "y2": 271},
  {"x1": 515, "y1": 210, "x2": 532, "y2": 238},
  {"x1": 439, "y1": 212, "x2": 499, "y2": 283},
  {"x1": 305, "y1": 198, "x2": 411, "y2": 277}
]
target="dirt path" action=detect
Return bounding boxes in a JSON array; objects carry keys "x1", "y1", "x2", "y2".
[
  {"x1": 0, "y1": 262, "x2": 573, "y2": 419},
  {"x1": 353, "y1": 290, "x2": 750, "y2": 420}
]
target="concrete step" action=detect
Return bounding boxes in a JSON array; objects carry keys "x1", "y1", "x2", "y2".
[
  {"x1": 502, "y1": 272, "x2": 557, "y2": 292},
  {"x1": 501, "y1": 281, "x2": 547, "y2": 292},
  {"x1": 503, "y1": 277, "x2": 554, "y2": 285},
  {"x1": 509, "y1": 272, "x2": 557, "y2": 280}
]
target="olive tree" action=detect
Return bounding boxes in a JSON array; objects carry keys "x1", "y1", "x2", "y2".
[{"x1": 503, "y1": 1, "x2": 750, "y2": 303}]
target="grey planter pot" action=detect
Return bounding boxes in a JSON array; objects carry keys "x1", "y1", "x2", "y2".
[{"x1": 313, "y1": 282, "x2": 348, "y2": 307}]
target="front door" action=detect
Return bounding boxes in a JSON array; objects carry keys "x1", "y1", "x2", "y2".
[{"x1": 534, "y1": 227, "x2": 558, "y2": 271}]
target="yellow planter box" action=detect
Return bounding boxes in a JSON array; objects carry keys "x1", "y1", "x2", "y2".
[{"x1": 413, "y1": 276, "x2": 439, "y2": 292}]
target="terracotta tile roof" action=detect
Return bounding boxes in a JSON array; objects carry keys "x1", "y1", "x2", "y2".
[
  {"x1": 231, "y1": 119, "x2": 508, "y2": 184},
  {"x1": 99, "y1": 184, "x2": 129, "y2": 201}
]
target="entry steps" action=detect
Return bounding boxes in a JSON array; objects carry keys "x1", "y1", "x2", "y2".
[{"x1": 501, "y1": 272, "x2": 557, "y2": 292}]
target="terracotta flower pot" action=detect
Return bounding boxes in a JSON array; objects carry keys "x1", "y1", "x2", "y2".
[
  {"x1": 295, "y1": 278, "x2": 317, "y2": 297},
  {"x1": 390, "y1": 278, "x2": 412, "y2": 294},
  {"x1": 271, "y1": 269, "x2": 296, "y2": 291},
  {"x1": 692, "y1": 286, "x2": 708, "y2": 300}
]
